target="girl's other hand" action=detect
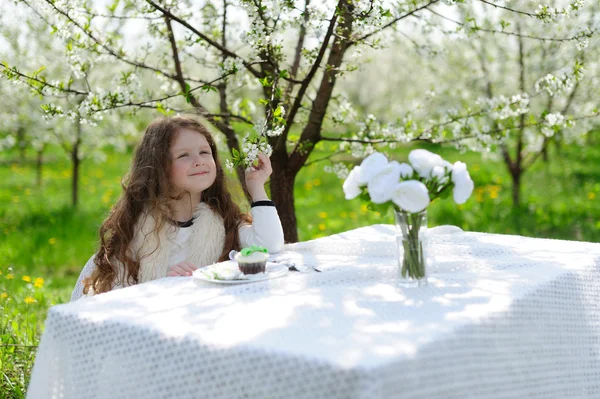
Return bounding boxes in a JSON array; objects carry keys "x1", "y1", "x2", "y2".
[{"x1": 167, "y1": 261, "x2": 198, "y2": 277}]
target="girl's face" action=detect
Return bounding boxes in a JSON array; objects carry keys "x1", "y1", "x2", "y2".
[{"x1": 170, "y1": 128, "x2": 217, "y2": 196}]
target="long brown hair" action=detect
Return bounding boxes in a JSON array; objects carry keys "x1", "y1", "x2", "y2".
[{"x1": 84, "y1": 116, "x2": 250, "y2": 295}]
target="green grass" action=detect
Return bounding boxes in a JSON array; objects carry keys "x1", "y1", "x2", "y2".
[{"x1": 1, "y1": 137, "x2": 599, "y2": 396}]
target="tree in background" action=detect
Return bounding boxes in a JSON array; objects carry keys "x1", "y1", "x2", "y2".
[
  {"x1": 339, "y1": 1, "x2": 599, "y2": 211},
  {"x1": 2, "y1": 0, "x2": 598, "y2": 240},
  {"x1": 1, "y1": 3, "x2": 143, "y2": 206}
]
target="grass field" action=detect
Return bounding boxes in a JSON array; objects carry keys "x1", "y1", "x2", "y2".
[{"x1": 1, "y1": 137, "x2": 598, "y2": 397}]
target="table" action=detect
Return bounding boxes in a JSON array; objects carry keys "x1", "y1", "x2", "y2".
[{"x1": 27, "y1": 225, "x2": 600, "y2": 398}]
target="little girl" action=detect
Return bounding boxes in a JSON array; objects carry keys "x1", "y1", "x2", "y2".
[{"x1": 70, "y1": 116, "x2": 284, "y2": 300}]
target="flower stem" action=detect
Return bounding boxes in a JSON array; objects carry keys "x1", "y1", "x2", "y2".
[{"x1": 396, "y1": 210, "x2": 427, "y2": 281}]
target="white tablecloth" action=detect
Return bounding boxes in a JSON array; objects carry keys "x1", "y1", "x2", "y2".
[{"x1": 27, "y1": 225, "x2": 600, "y2": 398}]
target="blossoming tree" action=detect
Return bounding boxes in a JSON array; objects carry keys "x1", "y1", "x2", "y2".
[
  {"x1": 1, "y1": 4, "x2": 141, "y2": 205},
  {"x1": 338, "y1": 1, "x2": 599, "y2": 208},
  {"x1": 2, "y1": 0, "x2": 598, "y2": 240}
]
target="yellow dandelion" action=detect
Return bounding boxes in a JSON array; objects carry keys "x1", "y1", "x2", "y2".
[
  {"x1": 360, "y1": 204, "x2": 368, "y2": 213},
  {"x1": 304, "y1": 181, "x2": 313, "y2": 190},
  {"x1": 95, "y1": 170, "x2": 105, "y2": 178},
  {"x1": 25, "y1": 188, "x2": 32, "y2": 196},
  {"x1": 22, "y1": 275, "x2": 32, "y2": 283},
  {"x1": 489, "y1": 191, "x2": 499, "y2": 199},
  {"x1": 318, "y1": 223, "x2": 326, "y2": 231},
  {"x1": 24, "y1": 296, "x2": 36, "y2": 304},
  {"x1": 318, "y1": 212, "x2": 328, "y2": 219},
  {"x1": 34, "y1": 277, "x2": 45, "y2": 288},
  {"x1": 12, "y1": 196, "x2": 20, "y2": 203},
  {"x1": 61, "y1": 170, "x2": 71, "y2": 178},
  {"x1": 0, "y1": 270, "x2": 2, "y2": 275},
  {"x1": 1, "y1": 293, "x2": 7, "y2": 299},
  {"x1": 340, "y1": 211, "x2": 348, "y2": 218},
  {"x1": 588, "y1": 192, "x2": 596, "y2": 200},
  {"x1": 5, "y1": 273, "x2": 14, "y2": 280},
  {"x1": 349, "y1": 211, "x2": 358, "y2": 219},
  {"x1": 49, "y1": 237, "x2": 57, "y2": 245},
  {"x1": 10, "y1": 163, "x2": 18, "y2": 172},
  {"x1": 313, "y1": 178, "x2": 322, "y2": 186}
]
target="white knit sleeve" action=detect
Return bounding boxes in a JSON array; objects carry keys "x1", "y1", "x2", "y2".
[
  {"x1": 70, "y1": 254, "x2": 96, "y2": 302},
  {"x1": 70, "y1": 255, "x2": 127, "y2": 301},
  {"x1": 238, "y1": 205, "x2": 285, "y2": 253}
]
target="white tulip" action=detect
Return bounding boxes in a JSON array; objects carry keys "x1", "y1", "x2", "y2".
[
  {"x1": 343, "y1": 165, "x2": 363, "y2": 200},
  {"x1": 453, "y1": 177, "x2": 474, "y2": 204},
  {"x1": 368, "y1": 161, "x2": 402, "y2": 204},
  {"x1": 408, "y1": 149, "x2": 446, "y2": 178},
  {"x1": 357, "y1": 152, "x2": 388, "y2": 184},
  {"x1": 398, "y1": 163, "x2": 414, "y2": 179},
  {"x1": 392, "y1": 180, "x2": 431, "y2": 213},
  {"x1": 450, "y1": 161, "x2": 473, "y2": 203},
  {"x1": 453, "y1": 161, "x2": 475, "y2": 182}
]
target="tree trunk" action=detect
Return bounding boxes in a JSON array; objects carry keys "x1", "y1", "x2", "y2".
[
  {"x1": 71, "y1": 144, "x2": 80, "y2": 207},
  {"x1": 17, "y1": 127, "x2": 26, "y2": 164},
  {"x1": 510, "y1": 169, "x2": 521, "y2": 209},
  {"x1": 270, "y1": 167, "x2": 298, "y2": 243},
  {"x1": 36, "y1": 148, "x2": 44, "y2": 187},
  {"x1": 541, "y1": 138, "x2": 549, "y2": 163},
  {"x1": 71, "y1": 119, "x2": 82, "y2": 208}
]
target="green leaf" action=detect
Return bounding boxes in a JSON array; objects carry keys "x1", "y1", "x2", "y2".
[
  {"x1": 259, "y1": 98, "x2": 269, "y2": 105},
  {"x1": 183, "y1": 83, "x2": 194, "y2": 103},
  {"x1": 381, "y1": 8, "x2": 392, "y2": 17},
  {"x1": 201, "y1": 84, "x2": 217, "y2": 93},
  {"x1": 259, "y1": 76, "x2": 270, "y2": 87}
]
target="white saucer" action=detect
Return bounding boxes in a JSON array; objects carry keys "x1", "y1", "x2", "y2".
[{"x1": 193, "y1": 261, "x2": 288, "y2": 284}]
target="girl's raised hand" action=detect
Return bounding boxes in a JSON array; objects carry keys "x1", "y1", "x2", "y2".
[
  {"x1": 245, "y1": 152, "x2": 272, "y2": 201},
  {"x1": 167, "y1": 261, "x2": 198, "y2": 277}
]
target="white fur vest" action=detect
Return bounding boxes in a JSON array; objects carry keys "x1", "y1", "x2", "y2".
[{"x1": 131, "y1": 202, "x2": 225, "y2": 283}]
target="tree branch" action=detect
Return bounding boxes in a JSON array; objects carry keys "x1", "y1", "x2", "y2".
[
  {"x1": 32, "y1": 0, "x2": 179, "y2": 81},
  {"x1": 288, "y1": 0, "x2": 354, "y2": 174},
  {"x1": 348, "y1": 0, "x2": 439, "y2": 46},
  {"x1": 477, "y1": 0, "x2": 537, "y2": 18},
  {"x1": 0, "y1": 65, "x2": 88, "y2": 96},
  {"x1": 277, "y1": 2, "x2": 341, "y2": 155},
  {"x1": 426, "y1": 8, "x2": 589, "y2": 42},
  {"x1": 304, "y1": 150, "x2": 345, "y2": 166},
  {"x1": 283, "y1": 0, "x2": 310, "y2": 105},
  {"x1": 145, "y1": 0, "x2": 263, "y2": 79}
]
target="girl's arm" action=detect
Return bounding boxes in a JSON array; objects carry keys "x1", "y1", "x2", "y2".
[
  {"x1": 71, "y1": 254, "x2": 96, "y2": 301},
  {"x1": 240, "y1": 153, "x2": 285, "y2": 253},
  {"x1": 238, "y1": 201, "x2": 285, "y2": 253},
  {"x1": 70, "y1": 255, "x2": 128, "y2": 301}
]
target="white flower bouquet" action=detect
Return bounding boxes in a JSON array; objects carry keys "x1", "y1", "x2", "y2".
[{"x1": 343, "y1": 149, "x2": 474, "y2": 285}]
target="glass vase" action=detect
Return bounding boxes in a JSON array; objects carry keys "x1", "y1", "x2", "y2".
[{"x1": 394, "y1": 209, "x2": 428, "y2": 287}]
